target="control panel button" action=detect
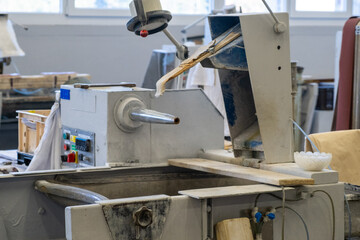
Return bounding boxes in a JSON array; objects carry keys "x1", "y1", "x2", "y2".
[
  {"x1": 63, "y1": 144, "x2": 70, "y2": 151},
  {"x1": 67, "y1": 152, "x2": 76, "y2": 163},
  {"x1": 63, "y1": 132, "x2": 70, "y2": 140},
  {"x1": 75, "y1": 151, "x2": 79, "y2": 164},
  {"x1": 61, "y1": 155, "x2": 67, "y2": 162}
]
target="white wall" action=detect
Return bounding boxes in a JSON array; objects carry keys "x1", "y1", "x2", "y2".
[
  {"x1": 289, "y1": 20, "x2": 345, "y2": 79},
  {"x1": 6, "y1": 25, "x2": 200, "y2": 85},
  {"x1": 4, "y1": 16, "x2": 346, "y2": 84}
]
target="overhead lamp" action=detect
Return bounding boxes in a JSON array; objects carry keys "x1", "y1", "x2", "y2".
[{"x1": 126, "y1": 0, "x2": 188, "y2": 60}]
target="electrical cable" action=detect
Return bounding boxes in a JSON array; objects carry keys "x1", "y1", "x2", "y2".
[
  {"x1": 290, "y1": 118, "x2": 320, "y2": 153},
  {"x1": 311, "y1": 190, "x2": 335, "y2": 240},
  {"x1": 254, "y1": 192, "x2": 302, "y2": 207},
  {"x1": 290, "y1": 118, "x2": 338, "y2": 239},
  {"x1": 12, "y1": 88, "x2": 43, "y2": 95},
  {"x1": 275, "y1": 206, "x2": 310, "y2": 240}
]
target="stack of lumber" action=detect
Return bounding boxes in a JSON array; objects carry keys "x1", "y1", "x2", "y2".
[{"x1": 0, "y1": 72, "x2": 90, "y2": 90}]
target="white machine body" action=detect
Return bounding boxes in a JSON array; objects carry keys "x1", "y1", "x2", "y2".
[{"x1": 60, "y1": 86, "x2": 224, "y2": 167}]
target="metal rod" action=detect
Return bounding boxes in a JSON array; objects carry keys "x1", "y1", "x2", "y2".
[
  {"x1": 181, "y1": 15, "x2": 208, "y2": 34},
  {"x1": 163, "y1": 28, "x2": 188, "y2": 59},
  {"x1": 130, "y1": 108, "x2": 180, "y2": 124},
  {"x1": 134, "y1": 0, "x2": 147, "y2": 25},
  {"x1": 163, "y1": 28, "x2": 183, "y2": 49},
  {"x1": 261, "y1": 0, "x2": 280, "y2": 24},
  {"x1": 261, "y1": 0, "x2": 286, "y2": 33},
  {"x1": 35, "y1": 180, "x2": 108, "y2": 204}
]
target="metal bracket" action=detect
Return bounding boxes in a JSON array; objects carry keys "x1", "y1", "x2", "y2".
[
  {"x1": 163, "y1": 28, "x2": 189, "y2": 60},
  {"x1": 133, "y1": 0, "x2": 147, "y2": 26},
  {"x1": 201, "y1": 198, "x2": 213, "y2": 240}
]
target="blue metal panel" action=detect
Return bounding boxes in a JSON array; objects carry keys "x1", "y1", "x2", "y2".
[{"x1": 201, "y1": 16, "x2": 248, "y2": 70}]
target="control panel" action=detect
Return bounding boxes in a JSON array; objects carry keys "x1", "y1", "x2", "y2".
[{"x1": 62, "y1": 126, "x2": 95, "y2": 167}]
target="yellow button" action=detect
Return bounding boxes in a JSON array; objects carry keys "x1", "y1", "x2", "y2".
[
  {"x1": 70, "y1": 135, "x2": 77, "y2": 142},
  {"x1": 75, "y1": 151, "x2": 79, "y2": 164}
]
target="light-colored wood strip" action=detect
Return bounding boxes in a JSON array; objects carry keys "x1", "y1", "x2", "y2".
[
  {"x1": 168, "y1": 158, "x2": 314, "y2": 186},
  {"x1": 0, "y1": 74, "x2": 21, "y2": 80},
  {"x1": 18, "y1": 116, "x2": 24, "y2": 152},
  {"x1": 0, "y1": 84, "x2": 11, "y2": 90},
  {"x1": 179, "y1": 184, "x2": 293, "y2": 199},
  {"x1": 13, "y1": 82, "x2": 54, "y2": 89},
  {"x1": 0, "y1": 73, "x2": 89, "y2": 90},
  {"x1": 216, "y1": 218, "x2": 254, "y2": 240},
  {"x1": 155, "y1": 26, "x2": 241, "y2": 97},
  {"x1": 3, "y1": 96, "x2": 54, "y2": 103}
]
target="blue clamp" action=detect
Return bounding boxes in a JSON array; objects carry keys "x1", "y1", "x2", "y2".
[
  {"x1": 255, "y1": 212, "x2": 262, "y2": 223},
  {"x1": 266, "y1": 212, "x2": 276, "y2": 220}
]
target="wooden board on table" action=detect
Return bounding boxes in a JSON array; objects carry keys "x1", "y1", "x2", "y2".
[
  {"x1": 168, "y1": 158, "x2": 314, "y2": 186},
  {"x1": 179, "y1": 184, "x2": 293, "y2": 199}
]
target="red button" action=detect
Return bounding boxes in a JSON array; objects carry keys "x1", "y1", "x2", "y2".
[
  {"x1": 67, "y1": 152, "x2": 76, "y2": 163},
  {"x1": 64, "y1": 144, "x2": 69, "y2": 151},
  {"x1": 140, "y1": 30, "x2": 148, "y2": 38}
]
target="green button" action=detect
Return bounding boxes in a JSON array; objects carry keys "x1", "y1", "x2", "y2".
[{"x1": 63, "y1": 133, "x2": 67, "y2": 139}]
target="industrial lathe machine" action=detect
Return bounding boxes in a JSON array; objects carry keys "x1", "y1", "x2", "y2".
[{"x1": 0, "y1": 12, "x2": 344, "y2": 240}]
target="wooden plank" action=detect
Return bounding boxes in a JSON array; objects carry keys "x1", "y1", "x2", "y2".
[
  {"x1": 18, "y1": 116, "x2": 24, "y2": 152},
  {"x1": 3, "y1": 96, "x2": 54, "y2": 103},
  {"x1": 0, "y1": 84, "x2": 11, "y2": 90},
  {"x1": 41, "y1": 72, "x2": 77, "y2": 82},
  {"x1": 16, "y1": 110, "x2": 50, "y2": 118},
  {"x1": 179, "y1": 184, "x2": 293, "y2": 199},
  {"x1": 0, "y1": 74, "x2": 20, "y2": 79},
  {"x1": 303, "y1": 78, "x2": 334, "y2": 83},
  {"x1": 216, "y1": 218, "x2": 254, "y2": 240},
  {"x1": 0, "y1": 73, "x2": 90, "y2": 90},
  {"x1": 168, "y1": 158, "x2": 314, "y2": 186}
]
